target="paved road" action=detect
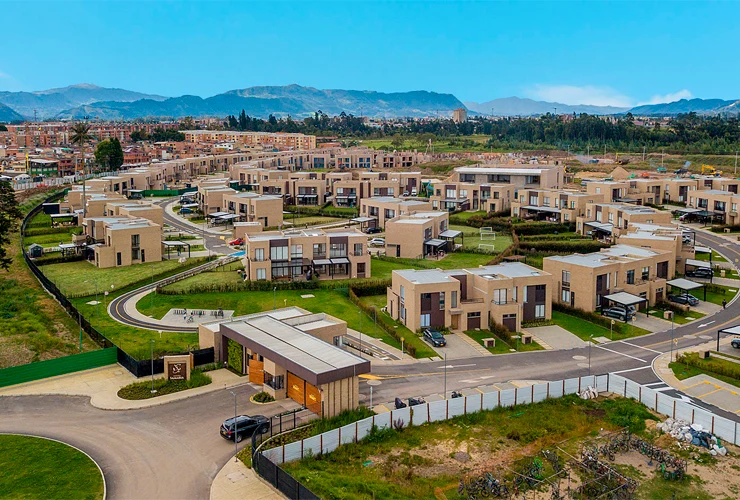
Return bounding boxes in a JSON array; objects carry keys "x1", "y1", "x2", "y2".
[
  {"x1": 0, "y1": 384, "x2": 311, "y2": 500},
  {"x1": 157, "y1": 198, "x2": 236, "y2": 257},
  {"x1": 366, "y1": 230, "x2": 740, "y2": 422}
]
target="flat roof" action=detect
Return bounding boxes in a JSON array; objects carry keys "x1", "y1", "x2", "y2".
[
  {"x1": 439, "y1": 229, "x2": 462, "y2": 238},
  {"x1": 685, "y1": 258, "x2": 711, "y2": 269},
  {"x1": 604, "y1": 292, "x2": 647, "y2": 307},
  {"x1": 455, "y1": 167, "x2": 548, "y2": 175},
  {"x1": 221, "y1": 315, "x2": 370, "y2": 386},
  {"x1": 667, "y1": 278, "x2": 704, "y2": 291}
]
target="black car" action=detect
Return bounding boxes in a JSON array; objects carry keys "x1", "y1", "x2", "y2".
[
  {"x1": 220, "y1": 415, "x2": 270, "y2": 443},
  {"x1": 731, "y1": 338, "x2": 740, "y2": 349},
  {"x1": 685, "y1": 267, "x2": 713, "y2": 279},
  {"x1": 423, "y1": 328, "x2": 446, "y2": 347},
  {"x1": 365, "y1": 226, "x2": 382, "y2": 234},
  {"x1": 668, "y1": 294, "x2": 699, "y2": 306}
]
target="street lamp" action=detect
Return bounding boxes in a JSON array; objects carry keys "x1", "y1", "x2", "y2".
[
  {"x1": 588, "y1": 334, "x2": 593, "y2": 376},
  {"x1": 669, "y1": 311, "x2": 675, "y2": 362},
  {"x1": 358, "y1": 310, "x2": 363, "y2": 358},
  {"x1": 230, "y1": 390, "x2": 238, "y2": 461},
  {"x1": 444, "y1": 352, "x2": 447, "y2": 399},
  {"x1": 150, "y1": 339, "x2": 157, "y2": 394},
  {"x1": 273, "y1": 286, "x2": 277, "y2": 310}
]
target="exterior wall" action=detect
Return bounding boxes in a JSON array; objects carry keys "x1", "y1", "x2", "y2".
[
  {"x1": 576, "y1": 203, "x2": 673, "y2": 237},
  {"x1": 430, "y1": 182, "x2": 513, "y2": 212},
  {"x1": 94, "y1": 222, "x2": 162, "y2": 268},
  {"x1": 688, "y1": 190, "x2": 740, "y2": 225},
  {"x1": 320, "y1": 376, "x2": 360, "y2": 418},
  {"x1": 385, "y1": 212, "x2": 449, "y2": 259},
  {"x1": 359, "y1": 198, "x2": 433, "y2": 228},
  {"x1": 452, "y1": 166, "x2": 565, "y2": 190}
]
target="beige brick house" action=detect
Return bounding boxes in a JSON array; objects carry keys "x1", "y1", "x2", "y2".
[
  {"x1": 576, "y1": 203, "x2": 672, "y2": 238},
  {"x1": 430, "y1": 182, "x2": 513, "y2": 212},
  {"x1": 359, "y1": 197, "x2": 433, "y2": 229},
  {"x1": 91, "y1": 218, "x2": 162, "y2": 268},
  {"x1": 387, "y1": 262, "x2": 552, "y2": 334},
  {"x1": 384, "y1": 211, "x2": 453, "y2": 259}
]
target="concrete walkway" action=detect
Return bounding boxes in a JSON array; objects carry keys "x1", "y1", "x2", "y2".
[
  {"x1": 524, "y1": 325, "x2": 585, "y2": 350},
  {"x1": 0, "y1": 365, "x2": 253, "y2": 410},
  {"x1": 210, "y1": 457, "x2": 283, "y2": 500}
]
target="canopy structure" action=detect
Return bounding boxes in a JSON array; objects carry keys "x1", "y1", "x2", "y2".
[
  {"x1": 50, "y1": 213, "x2": 78, "y2": 227},
  {"x1": 522, "y1": 205, "x2": 561, "y2": 214},
  {"x1": 350, "y1": 216, "x2": 378, "y2": 232},
  {"x1": 439, "y1": 229, "x2": 463, "y2": 239},
  {"x1": 585, "y1": 221, "x2": 614, "y2": 235},
  {"x1": 717, "y1": 325, "x2": 740, "y2": 351},
  {"x1": 667, "y1": 277, "x2": 706, "y2": 300},
  {"x1": 685, "y1": 259, "x2": 712, "y2": 279},
  {"x1": 603, "y1": 292, "x2": 648, "y2": 320},
  {"x1": 162, "y1": 240, "x2": 191, "y2": 259},
  {"x1": 676, "y1": 207, "x2": 702, "y2": 214},
  {"x1": 694, "y1": 245, "x2": 711, "y2": 254},
  {"x1": 180, "y1": 203, "x2": 198, "y2": 209}
]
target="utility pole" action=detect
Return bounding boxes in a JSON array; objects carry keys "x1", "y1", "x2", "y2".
[
  {"x1": 643, "y1": 146, "x2": 646, "y2": 161},
  {"x1": 735, "y1": 151, "x2": 738, "y2": 176}
]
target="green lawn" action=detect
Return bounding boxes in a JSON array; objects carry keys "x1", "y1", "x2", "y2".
[
  {"x1": 449, "y1": 211, "x2": 487, "y2": 221},
  {"x1": 24, "y1": 230, "x2": 81, "y2": 246},
  {"x1": 41, "y1": 258, "x2": 208, "y2": 297},
  {"x1": 464, "y1": 329, "x2": 544, "y2": 354},
  {"x1": 0, "y1": 435, "x2": 104, "y2": 500},
  {"x1": 704, "y1": 284, "x2": 738, "y2": 306},
  {"x1": 670, "y1": 357, "x2": 740, "y2": 390},
  {"x1": 282, "y1": 216, "x2": 346, "y2": 227},
  {"x1": 138, "y1": 289, "x2": 436, "y2": 359},
  {"x1": 448, "y1": 225, "x2": 513, "y2": 253},
  {"x1": 371, "y1": 253, "x2": 497, "y2": 279},
  {"x1": 715, "y1": 268, "x2": 740, "y2": 279},
  {"x1": 117, "y1": 369, "x2": 212, "y2": 399},
  {"x1": 647, "y1": 305, "x2": 704, "y2": 325},
  {"x1": 551, "y1": 311, "x2": 651, "y2": 341},
  {"x1": 695, "y1": 250, "x2": 727, "y2": 262}
]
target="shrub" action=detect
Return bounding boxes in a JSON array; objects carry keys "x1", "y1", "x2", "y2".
[
  {"x1": 348, "y1": 287, "x2": 416, "y2": 357},
  {"x1": 677, "y1": 352, "x2": 740, "y2": 380},
  {"x1": 253, "y1": 392, "x2": 275, "y2": 403},
  {"x1": 117, "y1": 369, "x2": 211, "y2": 400},
  {"x1": 227, "y1": 338, "x2": 243, "y2": 374},
  {"x1": 520, "y1": 240, "x2": 608, "y2": 254},
  {"x1": 488, "y1": 318, "x2": 512, "y2": 343},
  {"x1": 552, "y1": 303, "x2": 634, "y2": 334}
]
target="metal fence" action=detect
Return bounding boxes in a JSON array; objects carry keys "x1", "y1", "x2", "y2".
[
  {"x1": 0, "y1": 347, "x2": 118, "y2": 387},
  {"x1": 253, "y1": 453, "x2": 320, "y2": 500},
  {"x1": 18, "y1": 191, "x2": 214, "y2": 380},
  {"x1": 261, "y1": 373, "x2": 740, "y2": 467}
]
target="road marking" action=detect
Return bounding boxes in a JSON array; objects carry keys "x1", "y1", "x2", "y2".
[
  {"x1": 619, "y1": 341, "x2": 662, "y2": 354},
  {"x1": 643, "y1": 381, "x2": 666, "y2": 387},
  {"x1": 439, "y1": 364, "x2": 477, "y2": 369},
  {"x1": 697, "y1": 388, "x2": 723, "y2": 398},
  {"x1": 592, "y1": 344, "x2": 647, "y2": 362},
  {"x1": 698, "y1": 321, "x2": 716, "y2": 328},
  {"x1": 492, "y1": 384, "x2": 504, "y2": 391},
  {"x1": 612, "y1": 366, "x2": 652, "y2": 374}
]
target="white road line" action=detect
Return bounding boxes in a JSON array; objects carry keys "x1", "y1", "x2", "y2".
[
  {"x1": 593, "y1": 344, "x2": 647, "y2": 363},
  {"x1": 652, "y1": 386, "x2": 673, "y2": 392},
  {"x1": 612, "y1": 366, "x2": 652, "y2": 374},
  {"x1": 619, "y1": 341, "x2": 662, "y2": 354},
  {"x1": 644, "y1": 381, "x2": 667, "y2": 387}
]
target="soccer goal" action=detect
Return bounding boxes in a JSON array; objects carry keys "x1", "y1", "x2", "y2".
[
  {"x1": 478, "y1": 243, "x2": 496, "y2": 252},
  {"x1": 480, "y1": 227, "x2": 496, "y2": 240}
]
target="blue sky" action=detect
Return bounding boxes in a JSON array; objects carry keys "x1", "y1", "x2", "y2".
[{"x1": 1, "y1": 1, "x2": 738, "y2": 106}]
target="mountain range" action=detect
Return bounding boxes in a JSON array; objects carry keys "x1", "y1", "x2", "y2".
[{"x1": 0, "y1": 83, "x2": 738, "y2": 121}]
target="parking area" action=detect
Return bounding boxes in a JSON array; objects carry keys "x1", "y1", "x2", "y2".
[
  {"x1": 525, "y1": 325, "x2": 586, "y2": 350},
  {"x1": 680, "y1": 374, "x2": 740, "y2": 413}
]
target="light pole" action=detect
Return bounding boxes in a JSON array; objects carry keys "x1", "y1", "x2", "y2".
[
  {"x1": 669, "y1": 311, "x2": 675, "y2": 362},
  {"x1": 273, "y1": 286, "x2": 277, "y2": 310},
  {"x1": 150, "y1": 339, "x2": 157, "y2": 394},
  {"x1": 735, "y1": 151, "x2": 738, "y2": 176},
  {"x1": 444, "y1": 352, "x2": 447, "y2": 399},
  {"x1": 588, "y1": 334, "x2": 593, "y2": 376},
  {"x1": 369, "y1": 386, "x2": 373, "y2": 408},
  {"x1": 230, "y1": 391, "x2": 238, "y2": 461},
  {"x1": 358, "y1": 310, "x2": 363, "y2": 358},
  {"x1": 400, "y1": 337, "x2": 404, "y2": 359}
]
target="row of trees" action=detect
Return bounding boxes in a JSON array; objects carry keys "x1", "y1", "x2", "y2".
[{"x1": 130, "y1": 128, "x2": 185, "y2": 142}]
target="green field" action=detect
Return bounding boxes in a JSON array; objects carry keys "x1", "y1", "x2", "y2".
[
  {"x1": 354, "y1": 134, "x2": 493, "y2": 153},
  {"x1": 704, "y1": 284, "x2": 737, "y2": 306},
  {"x1": 670, "y1": 354, "x2": 740, "y2": 390},
  {"x1": 695, "y1": 250, "x2": 727, "y2": 262},
  {"x1": 0, "y1": 435, "x2": 104, "y2": 500},
  {"x1": 137, "y1": 288, "x2": 436, "y2": 358},
  {"x1": 448, "y1": 225, "x2": 513, "y2": 252},
  {"x1": 40, "y1": 258, "x2": 208, "y2": 297},
  {"x1": 551, "y1": 311, "x2": 651, "y2": 341},
  {"x1": 464, "y1": 329, "x2": 544, "y2": 353}
]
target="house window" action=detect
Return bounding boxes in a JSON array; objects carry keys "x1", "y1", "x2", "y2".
[
  {"x1": 354, "y1": 243, "x2": 363, "y2": 256},
  {"x1": 451, "y1": 291, "x2": 458, "y2": 308},
  {"x1": 420, "y1": 314, "x2": 430, "y2": 328},
  {"x1": 535, "y1": 305, "x2": 545, "y2": 319},
  {"x1": 330, "y1": 243, "x2": 347, "y2": 258},
  {"x1": 641, "y1": 266, "x2": 650, "y2": 281},
  {"x1": 116, "y1": 252, "x2": 122, "y2": 266},
  {"x1": 400, "y1": 285, "x2": 405, "y2": 303},
  {"x1": 561, "y1": 290, "x2": 571, "y2": 303},
  {"x1": 493, "y1": 288, "x2": 507, "y2": 305},
  {"x1": 512, "y1": 286, "x2": 518, "y2": 302},
  {"x1": 523, "y1": 287, "x2": 528, "y2": 303},
  {"x1": 255, "y1": 248, "x2": 264, "y2": 261},
  {"x1": 313, "y1": 243, "x2": 325, "y2": 257},
  {"x1": 440, "y1": 292, "x2": 445, "y2": 310},
  {"x1": 256, "y1": 268, "x2": 266, "y2": 280},
  {"x1": 401, "y1": 306, "x2": 406, "y2": 320},
  {"x1": 290, "y1": 244, "x2": 303, "y2": 259},
  {"x1": 270, "y1": 245, "x2": 288, "y2": 261},
  {"x1": 562, "y1": 270, "x2": 571, "y2": 285},
  {"x1": 626, "y1": 270, "x2": 635, "y2": 285}
]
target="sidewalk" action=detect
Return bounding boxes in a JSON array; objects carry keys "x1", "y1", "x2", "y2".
[
  {"x1": 210, "y1": 457, "x2": 283, "y2": 500},
  {"x1": 0, "y1": 365, "x2": 253, "y2": 410}
]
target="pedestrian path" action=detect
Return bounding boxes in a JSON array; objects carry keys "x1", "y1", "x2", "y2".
[
  {"x1": 210, "y1": 457, "x2": 282, "y2": 500},
  {"x1": 456, "y1": 330, "x2": 493, "y2": 356}
]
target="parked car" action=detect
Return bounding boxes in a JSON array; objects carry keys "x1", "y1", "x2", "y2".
[
  {"x1": 423, "y1": 328, "x2": 447, "y2": 347},
  {"x1": 179, "y1": 208, "x2": 193, "y2": 214},
  {"x1": 220, "y1": 415, "x2": 270, "y2": 443},
  {"x1": 668, "y1": 293, "x2": 699, "y2": 306},
  {"x1": 601, "y1": 304, "x2": 636, "y2": 321},
  {"x1": 229, "y1": 237, "x2": 244, "y2": 246},
  {"x1": 369, "y1": 238, "x2": 385, "y2": 247},
  {"x1": 365, "y1": 226, "x2": 382, "y2": 234},
  {"x1": 685, "y1": 267, "x2": 713, "y2": 279},
  {"x1": 731, "y1": 338, "x2": 740, "y2": 349}
]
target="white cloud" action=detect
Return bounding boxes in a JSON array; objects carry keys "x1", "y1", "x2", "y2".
[
  {"x1": 525, "y1": 84, "x2": 634, "y2": 108},
  {"x1": 638, "y1": 89, "x2": 693, "y2": 105}
]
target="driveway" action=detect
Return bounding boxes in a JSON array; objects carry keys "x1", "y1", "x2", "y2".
[
  {"x1": 0, "y1": 386, "x2": 303, "y2": 500},
  {"x1": 525, "y1": 325, "x2": 586, "y2": 350}
]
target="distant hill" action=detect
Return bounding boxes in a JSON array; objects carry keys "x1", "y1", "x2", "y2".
[
  {"x1": 0, "y1": 103, "x2": 24, "y2": 122},
  {"x1": 0, "y1": 84, "x2": 168, "y2": 119},
  {"x1": 628, "y1": 98, "x2": 739, "y2": 116},
  {"x1": 56, "y1": 84, "x2": 465, "y2": 120},
  {"x1": 465, "y1": 96, "x2": 630, "y2": 116}
]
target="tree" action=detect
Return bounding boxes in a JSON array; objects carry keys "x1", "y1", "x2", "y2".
[
  {"x1": 70, "y1": 122, "x2": 92, "y2": 217},
  {"x1": 391, "y1": 134, "x2": 404, "y2": 149},
  {"x1": 179, "y1": 116, "x2": 196, "y2": 130},
  {"x1": 130, "y1": 130, "x2": 148, "y2": 142},
  {"x1": 238, "y1": 110, "x2": 248, "y2": 131},
  {"x1": 0, "y1": 124, "x2": 7, "y2": 132},
  {"x1": 95, "y1": 137, "x2": 124, "y2": 171},
  {"x1": 0, "y1": 180, "x2": 21, "y2": 270}
]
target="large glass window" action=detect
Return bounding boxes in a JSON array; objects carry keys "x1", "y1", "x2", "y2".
[
  {"x1": 354, "y1": 243, "x2": 363, "y2": 256},
  {"x1": 290, "y1": 244, "x2": 303, "y2": 259},
  {"x1": 256, "y1": 268, "x2": 266, "y2": 280},
  {"x1": 420, "y1": 314, "x2": 431, "y2": 328},
  {"x1": 270, "y1": 245, "x2": 288, "y2": 261},
  {"x1": 535, "y1": 305, "x2": 545, "y2": 318},
  {"x1": 254, "y1": 248, "x2": 264, "y2": 261}
]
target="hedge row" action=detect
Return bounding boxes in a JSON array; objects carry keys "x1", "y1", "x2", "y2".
[
  {"x1": 519, "y1": 240, "x2": 609, "y2": 254},
  {"x1": 488, "y1": 318, "x2": 513, "y2": 343},
  {"x1": 348, "y1": 287, "x2": 416, "y2": 357},
  {"x1": 678, "y1": 352, "x2": 740, "y2": 380},
  {"x1": 552, "y1": 303, "x2": 633, "y2": 334},
  {"x1": 710, "y1": 225, "x2": 740, "y2": 233},
  {"x1": 513, "y1": 222, "x2": 575, "y2": 236},
  {"x1": 24, "y1": 226, "x2": 80, "y2": 237},
  {"x1": 157, "y1": 277, "x2": 391, "y2": 295},
  {"x1": 34, "y1": 254, "x2": 86, "y2": 266},
  {"x1": 284, "y1": 204, "x2": 358, "y2": 219}
]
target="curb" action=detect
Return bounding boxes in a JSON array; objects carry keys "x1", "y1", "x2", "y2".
[{"x1": 0, "y1": 433, "x2": 107, "y2": 500}]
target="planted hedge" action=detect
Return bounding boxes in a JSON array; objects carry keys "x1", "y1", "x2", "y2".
[
  {"x1": 157, "y1": 278, "x2": 391, "y2": 295},
  {"x1": 677, "y1": 352, "x2": 740, "y2": 380},
  {"x1": 552, "y1": 303, "x2": 634, "y2": 335},
  {"x1": 348, "y1": 287, "x2": 416, "y2": 357},
  {"x1": 519, "y1": 240, "x2": 609, "y2": 254}
]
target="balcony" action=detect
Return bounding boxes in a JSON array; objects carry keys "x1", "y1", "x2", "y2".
[{"x1": 461, "y1": 297, "x2": 484, "y2": 304}]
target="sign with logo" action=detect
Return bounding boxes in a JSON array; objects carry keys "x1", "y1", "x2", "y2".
[{"x1": 168, "y1": 362, "x2": 186, "y2": 381}]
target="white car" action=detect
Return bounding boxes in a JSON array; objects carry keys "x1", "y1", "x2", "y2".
[{"x1": 369, "y1": 238, "x2": 385, "y2": 247}]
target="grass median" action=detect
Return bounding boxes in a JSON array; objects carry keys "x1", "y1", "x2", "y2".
[
  {"x1": 117, "y1": 369, "x2": 212, "y2": 399},
  {"x1": 551, "y1": 311, "x2": 651, "y2": 341},
  {"x1": 0, "y1": 435, "x2": 105, "y2": 500}
]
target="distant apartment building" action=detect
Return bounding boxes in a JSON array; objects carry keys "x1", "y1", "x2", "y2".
[
  {"x1": 452, "y1": 108, "x2": 468, "y2": 123},
  {"x1": 242, "y1": 228, "x2": 370, "y2": 281},
  {"x1": 687, "y1": 189, "x2": 740, "y2": 225},
  {"x1": 512, "y1": 189, "x2": 605, "y2": 223},
  {"x1": 576, "y1": 203, "x2": 672, "y2": 238},
  {"x1": 182, "y1": 130, "x2": 317, "y2": 150},
  {"x1": 430, "y1": 181, "x2": 513, "y2": 212},
  {"x1": 384, "y1": 211, "x2": 456, "y2": 259},
  {"x1": 450, "y1": 165, "x2": 565, "y2": 190},
  {"x1": 359, "y1": 197, "x2": 433, "y2": 229},
  {"x1": 387, "y1": 262, "x2": 552, "y2": 334},
  {"x1": 543, "y1": 244, "x2": 675, "y2": 312},
  {"x1": 360, "y1": 171, "x2": 422, "y2": 197}
]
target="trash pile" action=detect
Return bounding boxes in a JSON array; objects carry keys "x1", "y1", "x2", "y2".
[
  {"x1": 579, "y1": 386, "x2": 599, "y2": 400},
  {"x1": 657, "y1": 418, "x2": 728, "y2": 456}
]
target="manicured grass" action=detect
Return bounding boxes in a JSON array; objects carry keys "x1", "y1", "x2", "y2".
[
  {"x1": 449, "y1": 211, "x2": 487, "y2": 221},
  {"x1": 24, "y1": 230, "x2": 81, "y2": 246},
  {"x1": 551, "y1": 311, "x2": 651, "y2": 341},
  {"x1": 282, "y1": 395, "x2": 658, "y2": 500},
  {"x1": 138, "y1": 289, "x2": 436, "y2": 359},
  {"x1": 117, "y1": 369, "x2": 211, "y2": 399},
  {"x1": 448, "y1": 225, "x2": 513, "y2": 253},
  {"x1": 716, "y1": 268, "x2": 740, "y2": 279},
  {"x1": 704, "y1": 284, "x2": 738, "y2": 306},
  {"x1": 0, "y1": 435, "x2": 104, "y2": 500},
  {"x1": 670, "y1": 358, "x2": 740, "y2": 390},
  {"x1": 647, "y1": 305, "x2": 704, "y2": 325},
  {"x1": 695, "y1": 250, "x2": 727, "y2": 262},
  {"x1": 40, "y1": 258, "x2": 208, "y2": 297},
  {"x1": 463, "y1": 329, "x2": 544, "y2": 354}
]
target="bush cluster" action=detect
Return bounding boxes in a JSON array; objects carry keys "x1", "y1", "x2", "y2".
[
  {"x1": 348, "y1": 287, "x2": 416, "y2": 357},
  {"x1": 520, "y1": 240, "x2": 608, "y2": 254},
  {"x1": 253, "y1": 392, "x2": 275, "y2": 403},
  {"x1": 552, "y1": 303, "x2": 633, "y2": 334},
  {"x1": 117, "y1": 369, "x2": 211, "y2": 400},
  {"x1": 678, "y1": 352, "x2": 740, "y2": 380}
]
